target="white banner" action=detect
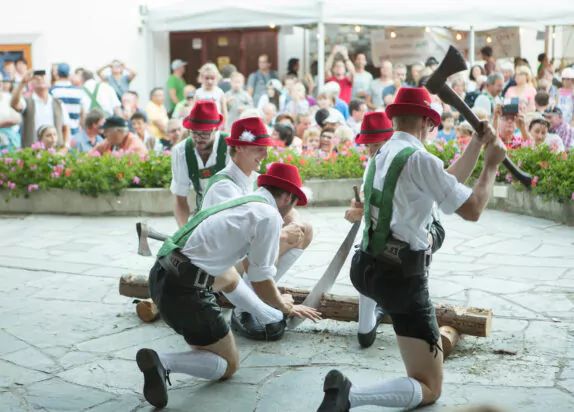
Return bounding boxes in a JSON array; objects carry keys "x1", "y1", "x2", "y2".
[{"x1": 371, "y1": 28, "x2": 454, "y2": 66}]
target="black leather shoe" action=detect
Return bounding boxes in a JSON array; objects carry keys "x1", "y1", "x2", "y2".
[
  {"x1": 231, "y1": 311, "x2": 286, "y2": 341},
  {"x1": 357, "y1": 306, "x2": 385, "y2": 348},
  {"x1": 264, "y1": 318, "x2": 286, "y2": 341},
  {"x1": 136, "y1": 348, "x2": 171, "y2": 409},
  {"x1": 317, "y1": 369, "x2": 352, "y2": 412},
  {"x1": 231, "y1": 311, "x2": 266, "y2": 340}
]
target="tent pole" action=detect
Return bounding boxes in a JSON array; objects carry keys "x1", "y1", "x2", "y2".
[
  {"x1": 469, "y1": 25, "x2": 475, "y2": 67},
  {"x1": 317, "y1": 0, "x2": 326, "y2": 90}
]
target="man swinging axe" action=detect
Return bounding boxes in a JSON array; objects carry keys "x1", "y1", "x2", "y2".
[
  {"x1": 136, "y1": 162, "x2": 321, "y2": 409},
  {"x1": 317, "y1": 87, "x2": 506, "y2": 411},
  {"x1": 201, "y1": 116, "x2": 314, "y2": 341}
]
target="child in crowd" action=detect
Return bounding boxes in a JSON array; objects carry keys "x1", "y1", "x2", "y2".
[
  {"x1": 257, "y1": 79, "x2": 282, "y2": 112},
  {"x1": 334, "y1": 125, "x2": 353, "y2": 145},
  {"x1": 37, "y1": 125, "x2": 66, "y2": 153},
  {"x1": 317, "y1": 92, "x2": 336, "y2": 110},
  {"x1": 131, "y1": 112, "x2": 161, "y2": 153},
  {"x1": 225, "y1": 72, "x2": 253, "y2": 124},
  {"x1": 194, "y1": 63, "x2": 227, "y2": 128},
  {"x1": 455, "y1": 121, "x2": 474, "y2": 144},
  {"x1": 171, "y1": 85, "x2": 196, "y2": 120},
  {"x1": 284, "y1": 82, "x2": 310, "y2": 116},
  {"x1": 436, "y1": 112, "x2": 456, "y2": 141},
  {"x1": 302, "y1": 127, "x2": 321, "y2": 155}
]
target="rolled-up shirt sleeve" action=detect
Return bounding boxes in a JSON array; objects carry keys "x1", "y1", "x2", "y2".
[
  {"x1": 411, "y1": 152, "x2": 473, "y2": 215},
  {"x1": 170, "y1": 143, "x2": 192, "y2": 197},
  {"x1": 246, "y1": 213, "x2": 282, "y2": 282}
]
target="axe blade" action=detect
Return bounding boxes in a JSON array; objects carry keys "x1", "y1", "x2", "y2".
[{"x1": 136, "y1": 222, "x2": 152, "y2": 257}]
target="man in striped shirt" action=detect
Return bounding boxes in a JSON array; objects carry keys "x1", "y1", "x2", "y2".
[
  {"x1": 50, "y1": 63, "x2": 88, "y2": 135},
  {"x1": 545, "y1": 106, "x2": 574, "y2": 150}
]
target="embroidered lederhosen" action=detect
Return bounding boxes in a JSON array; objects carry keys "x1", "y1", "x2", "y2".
[
  {"x1": 350, "y1": 147, "x2": 442, "y2": 355},
  {"x1": 184, "y1": 132, "x2": 229, "y2": 211},
  {"x1": 151, "y1": 194, "x2": 270, "y2": 346}
]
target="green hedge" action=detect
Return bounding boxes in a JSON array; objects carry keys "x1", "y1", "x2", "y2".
[{"x1": 1, "y1": 141, "x2": 573, "y2": 203}]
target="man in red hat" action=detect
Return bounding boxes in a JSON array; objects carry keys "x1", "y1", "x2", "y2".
[
  {"x1": 201, "y1": 116, "x2": 314, "y2": 341},
  {"x1": 317, "y1": 87, "x2": 507, "y2": 411},
  {"x1": 170, "y1": 100, "x2": 229, "y2": 227},
  {"x1": 137, "y1": 162, "x2": 321, "y2": 409}
]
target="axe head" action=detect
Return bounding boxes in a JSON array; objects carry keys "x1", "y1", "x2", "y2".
[
  {"x1": 426, "y1": 46, "x2": 468, "y2": 96},
  {"x1": 136, "y1": 222, "x2": 152, "y2": 257}
]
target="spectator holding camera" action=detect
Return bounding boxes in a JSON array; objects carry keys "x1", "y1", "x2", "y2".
[
  {"x1": 325, "y1": 45, "x2": 355, "y2": 104},
  {"x1": 493, "y1": 103, "x2": 527, "y2": 148}
]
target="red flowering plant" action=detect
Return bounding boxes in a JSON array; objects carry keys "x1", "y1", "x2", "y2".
[
  {"x1": 0, "y1": 147, "x2": 171, "y2": 200},
  {"x1": 2, "y1": 138, "x2": 574, "y2": 203}
]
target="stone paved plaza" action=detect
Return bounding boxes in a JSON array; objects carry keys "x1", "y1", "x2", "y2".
[{"x1": 1, "y1": 208, "x2": 573, "y2": 411}]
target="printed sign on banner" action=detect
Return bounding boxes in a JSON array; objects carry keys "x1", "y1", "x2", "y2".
[{"x1": 371, "y1": 28, "x2": 454, "y2": 66}]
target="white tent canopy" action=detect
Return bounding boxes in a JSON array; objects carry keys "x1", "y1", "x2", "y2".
[{"x1": 148, "y1": 0, "x2": 574, "y2": 32}]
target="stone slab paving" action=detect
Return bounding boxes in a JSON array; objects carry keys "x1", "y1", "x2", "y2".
[{"x1": 0, "y1": 208, "x2": 573, "y2": 411}]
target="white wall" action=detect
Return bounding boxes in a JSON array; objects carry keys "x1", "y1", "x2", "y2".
[
  {"x1": 277, "y1": 26, "x2": 306, "y2": 77},
  {"x1": 0, "y1": 0, "x2": 175, "y2": 105}
]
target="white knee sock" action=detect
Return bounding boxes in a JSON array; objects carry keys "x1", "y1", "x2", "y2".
[
  {"x1": 275, "y1": 248, "x2": 303, "y2": 282},
  {"x1": 357, "y1": 293, "x2": 378, "y2": 334},
  {"x1": 349, "y1": 377, "x2": 423, "y2": 409},
  {"x1": 233, "y1": 273, "x2": 252, "y2": 316},
  {"x1": 159, "y1": 350, "x2": 227, "y2": 380},
  {"x1": 224, "y1": 277, "x2": 283, "y2": 324}
]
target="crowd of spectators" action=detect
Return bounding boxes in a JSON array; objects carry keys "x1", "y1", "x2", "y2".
[{"x1": 1, "y1": 45, "x2": 573, "y2": 160}]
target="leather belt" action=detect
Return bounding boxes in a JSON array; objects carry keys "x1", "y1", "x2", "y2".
[
  {"x1": 158, "y1": 250, "x2": 214, "y2": 290},
  {"x1": 371, "y1": 236, "x2": 432, "y2": 275}
]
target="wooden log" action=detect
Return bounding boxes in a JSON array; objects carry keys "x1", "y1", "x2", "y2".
[
  {"x1": 119, "y1": 275, "x2": 492, "y2": 337},
  {"x1": 136, "y1": 301, "x2": 160, "y2": 323},
  {"x1": 440, "y1": 326, "x2": 460, "y2": 358}
]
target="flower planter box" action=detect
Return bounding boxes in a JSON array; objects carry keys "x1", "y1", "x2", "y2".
[
  {"x1": 2, "y1": 180, "x2": 574, "y2": 225},
  {"x1": 0, "y1": 179, "x2": 364, "y2": 216}
]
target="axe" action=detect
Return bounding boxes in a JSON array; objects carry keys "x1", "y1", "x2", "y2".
[
  {"x1": 136, "y1": 222, "x2": 168, "y2": 256},
  {"x1": 425, "y1": 46, "x2": 532, "y2": 189},
  {"x1": 286, "y1": 186, "x2": 362, "y2": 329}
]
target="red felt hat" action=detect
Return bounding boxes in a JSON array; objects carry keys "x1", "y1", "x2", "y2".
[
  {"x1": 182, "y1": 101, "x2": 223, "y2": 131},
  {"x1": 258, "y1": 163, "x2": 307, "y2": 206},
  {"x1": 385, "y1": 87, "x2": 441, "y2": 126},
  {"x1": 355, "y1": 112, "x2": 394, "y2": 144},
  {"x1": 226, "y1": 117, "x2": 278, "y2": 147}
]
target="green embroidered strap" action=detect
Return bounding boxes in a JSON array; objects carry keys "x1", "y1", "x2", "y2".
[
  {"x1": 184, "y1": 133, "x2": 230, "y2": 195},
  {"x1": 203, "y1": 173, "x2": 235, "y2": 199},
  {"x1": 362, "y1": 147, "x2": 418, "y2": 256},
  {"x1": 184, "y1": 137, "x2": 201, "y2": 194},
  {"x1": 157, "y1": 194, "x2": 269, "y2": 257}
]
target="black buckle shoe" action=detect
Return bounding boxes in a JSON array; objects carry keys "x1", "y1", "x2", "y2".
[
  {"x1": 231, "y1": 311, "x2": 286, "y2": 341},
  {"x1": 317, "y1": 369, "x2": 352, "y2": 412},
  {"x1": 357, "y1": 306, "x2": 385, "y2": 348},
  {"x1": 136, "y1": 348, "x2": 171, "y2": 409}
]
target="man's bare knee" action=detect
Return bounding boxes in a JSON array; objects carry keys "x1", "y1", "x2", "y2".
[{"x1": 412, "y1": 375, "x2": 442, "y2": 405}]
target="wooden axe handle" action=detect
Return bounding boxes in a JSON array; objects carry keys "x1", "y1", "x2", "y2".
[
  {"x1": 437, "y1": 86, "x2": 533, "y2": 189},
  {"x1": 353, "y1": 185, "x2": 361, "y2": 202}
]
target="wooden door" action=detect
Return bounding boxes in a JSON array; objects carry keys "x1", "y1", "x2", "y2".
[
  {"x1": 169, "y1": 28, "x2": 278, "y2": 87},
  {"x1": 242, "y1": 30, "x2": 278, "y2": 76}
]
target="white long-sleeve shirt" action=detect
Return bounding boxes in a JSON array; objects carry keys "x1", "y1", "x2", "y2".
[
  {"x1": 181, "y1": 188, "x2": 281, "y2": 281},
  {"x1": 367, "y1": 131, "x2": 472, "y2": 251}
]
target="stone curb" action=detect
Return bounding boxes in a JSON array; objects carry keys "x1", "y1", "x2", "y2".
[{"x1": 1, "y1": 179, "x2": 574, "y2": 225}]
